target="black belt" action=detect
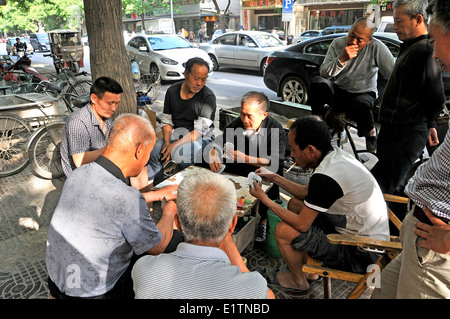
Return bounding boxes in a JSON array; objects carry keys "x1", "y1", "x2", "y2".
[{"x1": 413, "y1": 204, "x2": 450, "y2": 226}]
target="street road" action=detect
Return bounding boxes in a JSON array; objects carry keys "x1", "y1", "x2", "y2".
[{"x1": 0, "y1": 43, "x2": 280, "y2": 109}]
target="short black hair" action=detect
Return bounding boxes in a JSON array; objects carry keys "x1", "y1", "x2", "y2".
[
  {"x1": 184, "y1": 57, "x2": 210, "y2": 75},
  {"x1": 289, "y1": 116, "x2": 333, "y2": 153},
  {"x1": 90, "y1": 76, "x2": 123, "y2": 99}
]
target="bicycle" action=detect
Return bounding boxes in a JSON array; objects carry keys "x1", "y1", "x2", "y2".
[
  {"x1": 0, "y1": 81, "x2": 89, "y2": 179},
  {"x1": 44, "y1": 53, "x2": 92, "y2": 97}
]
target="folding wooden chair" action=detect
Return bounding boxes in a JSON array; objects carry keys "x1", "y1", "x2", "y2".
[{"x1": 302, "y1": 194, "x2": 408, "y2": 299}]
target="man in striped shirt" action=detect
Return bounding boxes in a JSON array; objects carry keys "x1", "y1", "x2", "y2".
[
  {"x1": 132, "y1": 173, "x2": 275, "y2": 299},
  {"x1": 371, "y1": 0, "x2": 450, "y2": 299}
]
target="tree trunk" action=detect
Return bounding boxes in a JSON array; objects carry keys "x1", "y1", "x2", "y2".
[{"x1": 83, "y1": 0, "x2": 136, "y2": 116}]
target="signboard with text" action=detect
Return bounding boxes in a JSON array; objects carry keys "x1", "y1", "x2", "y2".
[{"x1": 282, "y1": 0, "x2": 293, "y2": 22}]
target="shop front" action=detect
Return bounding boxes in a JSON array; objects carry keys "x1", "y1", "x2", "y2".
[{"x1": 241, "y1": 0, "x2": 283, "y2": 32}]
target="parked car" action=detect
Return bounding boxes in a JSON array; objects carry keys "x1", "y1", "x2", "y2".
[
  {"x1": 125, "y1": 34, "x2": 213, "y2": 81},
  {"x1": 211, "y1": 29, "x2": 235, "y2": 41},
  {"x1": 263, "y1": 33, "x2": 402, "y2": 104},
  {"x1": 320, "y1": 25, "x2": 352, "y2": 36},
  {"x1": 81, "y1": 33, "x2": 88, "y2": 46},
  {"x1": 292, "y1": 30, "x2": 322, "y2": 44},
  {"x1": 29, "y1": 33, "x2": 50, "y2": 52},
  {"x1": 291, "y1": 26, "x2": 351, "y2": 45},
  {"x1": 377, "y1": 16, "x2": 395, "y2": 33},
  {"x1": 199, "y1": 30, "x2": 287, "y2": 75},
  {"x1": 5, "y1": 37, "x2": 33, "y2": 56}
]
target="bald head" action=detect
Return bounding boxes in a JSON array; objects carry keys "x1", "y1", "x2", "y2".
[{"x1": 107, "y1": 114, "x2": 155, "y2": 153}]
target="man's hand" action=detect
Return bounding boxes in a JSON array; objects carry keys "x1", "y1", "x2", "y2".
[
  {"x1": 162, "y1": 200, "x2": 177, "y2": 219},
  {"x1": 414, "y1": 207, "x2": 450, "y2": 254},
  {"x1": 209, "y1": 148, "x2": 222, "y2": 172},
  {"x1": 249, "y1": 180, "x2": 268, "y2": 203},
  {"x1": 225, "y1": 147, "x2": 246, "y2": 163},
  {"x1": 339, "y1": 44, "x2": 359, "y2": 64},
  {"x1": 255, "y1": 167, "x2": 276, "y2": 182},
  {"x1": 161, "y1": 142, "x2": 175, "y2": 162},
  {"x1": 428, "y1": 127, "x2": 439, "y2": 147},
  {"x1": 160, "y1": 184, "x2": 178, "y2": 201}
]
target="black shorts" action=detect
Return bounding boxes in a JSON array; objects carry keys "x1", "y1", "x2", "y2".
[{"x1": 291, "y1": 214, "x2": 380, "y2": 274}]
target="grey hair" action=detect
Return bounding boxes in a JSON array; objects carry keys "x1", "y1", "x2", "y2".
[
  {"x1": 394, "y1": 0, "x2": 429, "y2": 22},
  {"x1": 177, "y1": 172, "x2": 237, "y2": 245},
  {"x1": 107, "y1": 113, "x2": 155, "y2": 152},
  {"x1": 241, "y1": 91, "x2": 269, "y2": 113},
  {"x1": 427, "y1": 0, "x2": 450, "y2": 35}
]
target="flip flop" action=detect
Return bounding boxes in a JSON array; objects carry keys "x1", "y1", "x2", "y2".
[{"x1": 263, "y1": 269, "x2": 310, "y2": 293}]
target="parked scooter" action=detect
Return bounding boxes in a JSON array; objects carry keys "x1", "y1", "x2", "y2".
[{"x1": 1, "y1": 52, "x2": 50, "y2": 83}]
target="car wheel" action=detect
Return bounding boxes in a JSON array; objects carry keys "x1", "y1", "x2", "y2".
[
  {"x1": 259, "y1": 58, "x2": 267, "y2": 76},
  {"x1": 209, "y1": 54, "x2": 219, "y2": 71},
  {"x1": 280, "y1": 76, "x2": 308, "y2": 104},
  {"x1": 150, "y1": 63, "x2": 159, "y2": 79}
]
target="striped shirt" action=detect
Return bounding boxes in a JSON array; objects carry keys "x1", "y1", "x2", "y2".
[
  {"x1": 132, "y1": 242, "x2": 270, "y2": 299},
  {"x1": 405, "y1": 122, "x2": 450, "y2": 220},
  {"x1": 60, "y1": 104, "x2": 112, "y2": 177}
]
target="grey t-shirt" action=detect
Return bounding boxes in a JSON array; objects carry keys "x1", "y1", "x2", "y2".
[
  {"x1": 320, "y1": 36, "x2": 395, "y2": 95},
  {"x1": 46, "y1": 156, "x2": 161, "y2": 297}
]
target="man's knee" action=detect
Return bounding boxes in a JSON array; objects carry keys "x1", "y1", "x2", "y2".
[
  {"x1": 275, "y1": 221, "x2": 297, "y2": 244},
  {"x1": 150, "y1": 139, "x2": 164, "y2": 161}
]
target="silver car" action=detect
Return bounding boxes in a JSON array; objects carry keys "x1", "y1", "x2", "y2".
[
  {"x1": 125, "y1": 34, "x2": 213, "y2": 81},
  {"x1": 199, "y1": 31, "x2": 287, "y2": 76}
]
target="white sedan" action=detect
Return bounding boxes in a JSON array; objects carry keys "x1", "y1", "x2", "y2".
[{"x1": 126, "y1": 34, "x2": 213, "y2": 81}]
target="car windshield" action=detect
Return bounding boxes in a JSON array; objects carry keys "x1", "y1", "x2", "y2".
[
  {"x1": 252, "y1": 34, "x2": 284, "y2": 47},
  {"x1": 36, "y1": 34, "x2": 48, "y2": 42},
  {"x1": 148, "y1": 36, "x2": 193, "y2": 50}
]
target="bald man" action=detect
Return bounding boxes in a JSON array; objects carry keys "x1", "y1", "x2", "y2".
[{"x1": 46, "y1": 114, "x2": 182, "y2": 299}]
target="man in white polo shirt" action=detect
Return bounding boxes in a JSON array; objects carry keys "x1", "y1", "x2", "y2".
[{"x1": 250, "y1": 116, "x2": 389, "y2": 292}]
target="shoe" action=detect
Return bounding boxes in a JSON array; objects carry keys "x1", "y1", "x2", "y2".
[
  {"x1": 323, "y1": 107, "x2": 344, "y2": 132},
  {"x1": 366, "y1": 135, "x2": 377, "y2": 152},
  {"x1": 255, "y1": 223, "x2": 267, "y2": 242}
]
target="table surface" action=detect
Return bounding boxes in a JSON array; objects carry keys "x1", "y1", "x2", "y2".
[{"x1": 155, "y1": 165, "x2": 272, "y2": 217}]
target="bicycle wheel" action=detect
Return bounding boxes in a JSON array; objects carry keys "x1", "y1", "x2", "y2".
[
  {"x1": 136, "y1": 73, "x2": 161, "y2": 102},
  {"x1": 27, "y1": 121, "x2": 65, "y2": 179},
  {"x1": 67, "y1": 80, "x2": 92, "y2": 96},
  {"x1": 0, "y1": 114, "x2": 32, "y2": 177}
]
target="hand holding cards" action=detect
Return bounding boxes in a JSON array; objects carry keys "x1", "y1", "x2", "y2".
[{"x1": 248, "y1": 172, "x2": 262, "y2": 190}]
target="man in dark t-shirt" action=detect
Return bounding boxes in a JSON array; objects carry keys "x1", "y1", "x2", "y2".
[
  {"x1": 149, "y1": 57, "x2": 216, "y2": 185},
  {"x1": 208, "y1": 91, "x2": 285, "y2": 242}
]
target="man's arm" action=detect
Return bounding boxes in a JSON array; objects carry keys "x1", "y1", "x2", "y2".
[
  {"x1": 320, "y1": 37, "x2": 347, "y2": 78},
  {"x1": 255, "y1": 167, "x2": 308, "y2": 200},
  {"x1": 375, "y1": 40, "x2": 395, "y2": 80},
  {"x1": 422, "y1": 48, "x2": 445, "y2": 146},
  {"x1": 219, "y1": 220, "x2": 275, "y2": 299},
  {"x1": 147, "y1": 200, "x2": 177, "y2": 255},
  {"x1": 72, "y1": 147, "x2": 105, "y2": 168},
  {"x1": 250, "y1": 181, "x2": 317, "y2": 233}
]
